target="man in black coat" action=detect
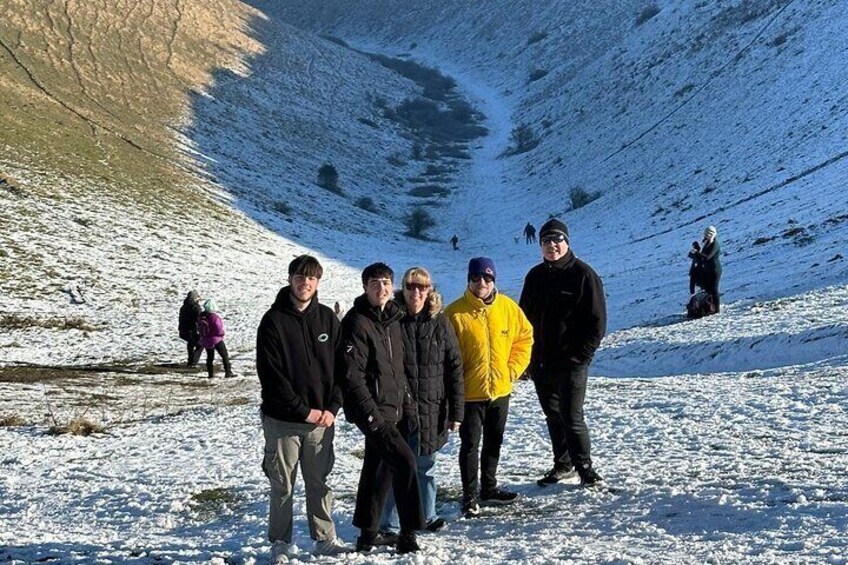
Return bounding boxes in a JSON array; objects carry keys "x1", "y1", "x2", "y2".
[
  {"x1": 519, "y1": 219, "x2": 607, "y2": 486},
  {"x1": 178, "y1": 290, "x2": 203, "y2": 367},
  {"x1": 341, "y1": 262, "x2": 424, "y2": 554},
  {"x1": 256, "y1": 255, "x2": 350, "y2": 559}
]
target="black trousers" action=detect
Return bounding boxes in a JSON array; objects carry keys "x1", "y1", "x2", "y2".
[
  {"x1": 205, "y1": 341, "x2": 232, "y2": 377},
  {"x1": 702, "y1": 271, "x2": 721, "y2": 312},
  {"x1": 459, "y1": 395, "x2": 510, "y2": 499},
  {"x1": 186, "y1": 339, "x2": 203, "y2": 366},
  {"x1": 353, "y1": 424, "x2": 425, "y2": 533},
  {"x1": 534, "y1": 364, "x2": 592, "y2": 472}
]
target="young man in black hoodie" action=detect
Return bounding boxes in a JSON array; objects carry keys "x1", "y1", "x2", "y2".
[
  {"x1": 256, "y1": 255, "x2": 350, "y2": 561},
  {"x1": 519, "y1": 219, "x2": 607, "y2": 487},
  {"x1": 341, "y1": 262, "x2": 424, "y2": 554}
]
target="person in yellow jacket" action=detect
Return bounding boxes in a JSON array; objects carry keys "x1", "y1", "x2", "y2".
[{"x1": 444, "y1": 257, "x2": 533, "y2": 518}]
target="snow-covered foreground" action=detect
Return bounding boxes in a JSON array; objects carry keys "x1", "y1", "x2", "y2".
[{"x1": 2, "y1": 358, "x2": 847, "y2": 564}]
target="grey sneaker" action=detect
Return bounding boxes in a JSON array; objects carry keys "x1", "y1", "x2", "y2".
[
  {"x1": 313, "y1": 537, "x2": 352, "y2": 556},
  {"x1": 537, "y1": 465, "x2": 578, "y2": 486},
  {"x1": 270, "y1": 541, "x2": 292, "y2": 564}
]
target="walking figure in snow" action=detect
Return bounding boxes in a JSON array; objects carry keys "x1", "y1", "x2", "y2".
[
  {"x1": 523, "y1": 222, "x2": 536, "y2": 244},
  {"x1": 520, "y1": 219, "x2": 607, "y2": 487},
  {"x1": 450, "y1": 234, "x2": 459, "y2": 250},
  {"x1": 197, "y1": 299, "x2": 235, "y2": 378},
  {"x1": 379, "y1": 266, "x2": 464, "y2": 535},
  {"x1": 178, "y1": 290, "x2": 203, "y2": 367},
  {"x1": 256, "y1": 255, "x2": 351, "y2": 559}
]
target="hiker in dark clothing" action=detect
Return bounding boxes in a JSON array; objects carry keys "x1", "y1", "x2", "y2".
[
  {"x1": 450, "y1": 234, "x2": 459, "y2": 250},
  {"x1": 380, "y1": 266, "x2": 464, "y2": 534},
  {"x1": 688, "y1": 241, "x2": 703, "y2": 295},
  {"x1": 341, "y1": 262, "x2": 424, "y2": 554},
  {"x1": 198, "y1": 299, "x2": 234, "y2": 379},
  {"x1": 523, "y1": 222, "x2": 537, "y2": 244},
  {"x1": 256, "y1": 255, "x2": 350, "y2": 558},
  {"x1": 696, "y1": 225, "x2": 722, "y2": 313},
  {"x1": 178, "y1": 290, "x2": 203, "y2": 366},
  {"x1": 520, "y1": 219, "x2": 606, "y2": 487}
]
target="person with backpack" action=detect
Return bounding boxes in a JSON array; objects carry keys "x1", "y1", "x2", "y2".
[
  {"x1": 178, "y1": 290, "x2": 203, "y2": 367},
  {"x1": 197, "y1": 299, "x2": 234, "y2": 379},
  {"x1": 379, "y1": 266, "x2": 464, "y2": 535},
  {"x1": 523, "y1": 222, "x2": 537, "y2": 244}
]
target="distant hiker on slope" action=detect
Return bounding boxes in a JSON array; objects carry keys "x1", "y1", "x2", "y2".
[
  {"x1": 379, "y1": 266, "x2": 464, "y2": 535},
  {"x1": 696, "y1": 225, "x2": 722, "y2": 313},
  {"x1": 178, "y1": 290, "x2": 203, "y2": 367},
  {"x1": 687, "y1": 240, "x2": 704, "y2": 296},
  {"x1": 197, "y1": 299, "x2": 234, "y2": 378},
  {"x1": 341, "y1": 262, "x2": 424, "y2": 554},
  {"x1": 523, "y1": 222, "x2": 537, "y2": 244},
  {"x1": 256, "y1": 255, "x2": 351, "y2": 560},
  {"x1": 520, "y1": 219, "x2": 607, "y2": 487},
  {"x1": 445, "y1": 257, "x2": 534, "y2": 517},
  {"x1": 450, "y1": 234, "x2": 459, "y2": 250}
]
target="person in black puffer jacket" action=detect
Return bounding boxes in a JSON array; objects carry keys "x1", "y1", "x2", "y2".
[
  {"x1": 178, "y1": 290, "x2": 203, "y2": 366},
  {"x1": 341, "y1": 262, "x2": 424, "y2": 554},
  {"x1": 379, "y1": 267, "x2": 464, "y2": 534}
]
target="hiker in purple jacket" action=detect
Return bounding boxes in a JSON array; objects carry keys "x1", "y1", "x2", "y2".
[{"x1": 198, "y1": 299, "x2": 234, "y2": 378}]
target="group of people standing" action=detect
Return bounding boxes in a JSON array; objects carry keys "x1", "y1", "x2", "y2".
[
  {"x1": 178, "y1": 291, "x2": 234, "y2": 378},
  {"x1": 253, "y1": 218, "x2": 607, "y2": 561}
]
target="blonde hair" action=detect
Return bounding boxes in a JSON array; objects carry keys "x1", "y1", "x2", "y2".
[{"x1": 402, "y1": 266, "x2": 433, "y2": 288}]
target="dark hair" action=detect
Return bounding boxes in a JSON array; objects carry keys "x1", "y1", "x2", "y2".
[
  {"x1": 288, "y1": 255, "x2": 323, "y2": 279},
  {"x1": 691, "y1": 241, "x2": 701, "y2": 250},
  {"x1": 361, "y1": 262, "x2": 394, "y2": 284}
]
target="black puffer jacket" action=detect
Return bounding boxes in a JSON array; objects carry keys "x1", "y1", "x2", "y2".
[
  {"x1": 394, "y1": 291, "x2": 464, "y2": 455},
  {"x1": 519, "y1": 249, "x2": 607, "y2": 369},
  {"x1": 178, "y1": 291, "x2": 202, "y2": 341},
  {"x1": 341, "y1": 294, "x2": 413, "y2": 433},
  {"x1": 256, "y1": 287, "x2": 343, "y2": 422}
]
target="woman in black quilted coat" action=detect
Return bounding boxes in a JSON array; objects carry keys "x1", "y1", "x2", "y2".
[{"x1": 380, "y1": 266, "x2": 464, "y2": 533}]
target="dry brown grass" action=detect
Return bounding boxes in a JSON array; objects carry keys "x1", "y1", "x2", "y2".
[
  {"x1": 47, "y1": 417, "x2": 106, "y2": 436},
  {"x1": 0, "y1": 414, "x2": 27, "y2": 427}
]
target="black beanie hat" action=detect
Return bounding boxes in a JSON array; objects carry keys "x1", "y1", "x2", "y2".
[{"x1": 539, "y1": 219, "x2": 570, "y2": 242}]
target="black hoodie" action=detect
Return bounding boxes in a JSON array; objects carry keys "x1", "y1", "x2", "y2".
[
  {"x1": 519, "y1": 249, "x2": 607, "y2": 368},
  {"x1": 340, "y1": 294, "x2": 414, "y2": 433},
  {"x1": 256, "y1": 286, "x2": 343, "y2": 422}
]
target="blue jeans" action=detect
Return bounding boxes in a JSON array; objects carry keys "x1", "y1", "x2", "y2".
[{"x1": 379, "y1": 433, "x2": 437, "y2": 531}]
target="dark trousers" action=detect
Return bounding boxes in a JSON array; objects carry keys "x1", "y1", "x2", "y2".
[
  {"x1": 205, "y1": 341, "x2": 232, "y2": 377},
  {"x1": 534, "y1": 364, "x2": 592, "y2": 472},
  {"x1": 702, "y1": 271, "x2": 721, "y2": 312},
  {"x1": 459, "y1": 395, "x2": 510, "y2": 499},
  {"x1": 186, "y1": 339, "x2": 203, "y2": 367},
  {"x1": 353, "y1": 424, "x2": 425, "y2": 533}
]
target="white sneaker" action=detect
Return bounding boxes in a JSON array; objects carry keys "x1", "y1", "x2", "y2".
[
  {"x1": 313, "y1": 537, "x2": 353, "y2": 556},
  {"x1": 270, "y1": 541, "x2": 292, "y2": 564}
]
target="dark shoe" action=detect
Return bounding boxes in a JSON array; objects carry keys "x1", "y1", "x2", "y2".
[
  {"x1": 356, "y1": 530, "x2": 398, "y2": 551},
  {"x1": 537, "y1": 465, "x2": 578, "y2": 486},
  {"x1": 481, "y1": 488, "x2": 518, "y2": 505},
  {"x1": 224, "y1": 372, "x2": 236, "y2": 378},
  {"x1": 580, "y1": 467, "x2": 604, "y2": 486},
  {"x1": 461, "y1": 498, "x2": 481, "y2": 518},
  {"x1": 396, "y1": 531, "x2": 420, "y2": 554},
  {"x1": 424, "y1": 517, "x2": 447, "y2": 532}
]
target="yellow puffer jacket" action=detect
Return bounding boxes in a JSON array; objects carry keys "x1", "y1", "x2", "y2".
[{"x1": 445, "y1": 289, "x2": 534, "y2": 402}]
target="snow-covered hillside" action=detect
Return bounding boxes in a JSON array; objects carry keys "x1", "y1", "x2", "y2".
[{"x1": 2, "y1": 1, "x2": 848, "y2": 563}]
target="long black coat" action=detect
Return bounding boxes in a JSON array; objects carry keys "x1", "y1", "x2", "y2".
[
  {"x1": 178, "y1": 292, "x2": 202, "y2": 342},
  {"x1": 340, "y1": 295, "x2": 413, "y2": 434},
  {"x1": 396, "y1": 292, "x2": 464, "y2": 455}
]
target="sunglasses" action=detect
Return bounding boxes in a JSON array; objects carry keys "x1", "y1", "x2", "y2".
[
  {"x1": 404, "y1": 282, "x2": 430, "y2": 292},
  {"x1": 469, "y1": 274, "x2": 495, "y2": 284},
  {"x1": 541, "y1": 234, "x2": 567, "y2": 245}
]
